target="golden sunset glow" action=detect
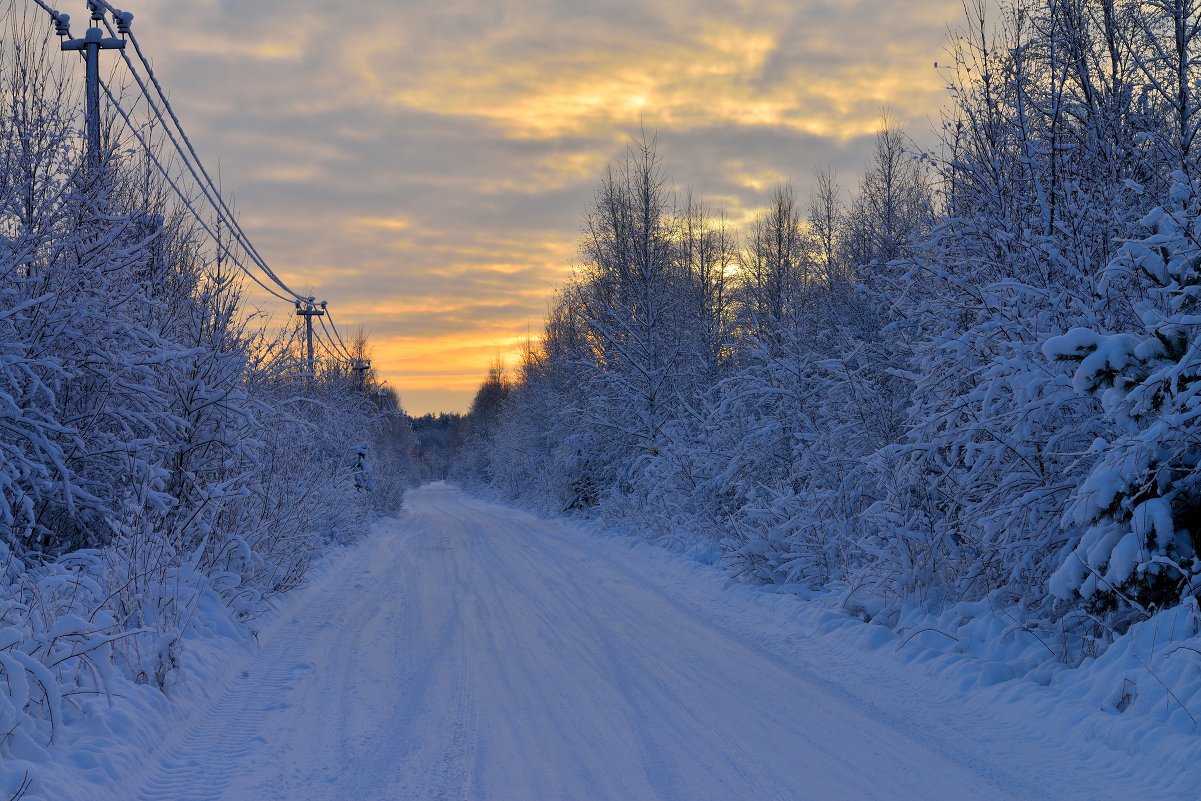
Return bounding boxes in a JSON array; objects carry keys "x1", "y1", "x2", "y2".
[{"x1": 124, "y1": 0, "x2": 964, "y2": 414}]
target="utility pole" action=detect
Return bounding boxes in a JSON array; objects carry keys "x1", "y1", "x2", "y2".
[
  {"x1": 352, "y1": 360, "x2": 371, "y2": 391},
  {"x1": 59, "y1": 3, "x2": 129, "y2": 169},
  {"x1": 295, "y1": 299, "x2": 326, "y2": 381}
]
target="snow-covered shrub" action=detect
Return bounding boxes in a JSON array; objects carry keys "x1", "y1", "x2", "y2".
[
  {"x1": 1046, "y1": 177, "x2": 1201, "y2": 622},
  {"x1": 0, "y1": 543, "x2": 114, "y2": 762},
  {"x1": 362, "y1": 387, "x2": 417, "y2": 516},
  {"x1": 679, "y1": 321, "x2": 896, "y2": 590}
]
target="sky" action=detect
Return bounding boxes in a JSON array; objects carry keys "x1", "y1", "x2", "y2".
[{"x1": 107, "y1": 0, "x2": 965, "y2": 415}]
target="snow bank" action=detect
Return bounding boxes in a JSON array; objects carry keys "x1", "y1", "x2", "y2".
[{"x1": 0, "y1": 536, "x2": 368, "y2": 801}]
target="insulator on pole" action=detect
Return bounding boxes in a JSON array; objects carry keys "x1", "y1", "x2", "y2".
[
  {"x1": 114, "y1": 11, "x2": 133, "y2": 34},
  {"x1": 54, "y1": 13, "x2": 71, "y2": 37}
]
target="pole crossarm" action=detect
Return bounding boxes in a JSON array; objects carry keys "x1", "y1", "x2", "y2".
[{"x1": 59, "y1": 26, "x2": 122, "y2": 51}]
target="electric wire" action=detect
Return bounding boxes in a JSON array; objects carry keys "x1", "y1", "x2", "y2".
[
  {"x1": 26, "y1": 0, "x2": 61, "y2": 20},
  {"x1": 104, "y1": 14, "x2": 302, "y2": 302},
  {"x1": 104, "y1": 10, "x2": 371, "y2": 367},
  {"x1": 323, "y1": 308, "x2": 357, "y2": 360},
  {"x1": 99, "y1": 76, "x2": 297, "y2": 303},
  {"x1": 22, "y1": 1, "x2": 256, "y2": 292},
  {"x1": 313, "y1": 314, "x2": 359, "y2": 372},
  {"x1": 318, "y1": 314, "x2": 354, "y2": 361},
  {"x1": 97, "y1": 19, "x2": 304, "y2": 303},
  {"x1": 30, "y1": 1, "x2": 313, "y2": 305},
  {"x1": 316, "y1": 316, "x2": 352, "y2": 362},
  {"x1": 42, "y1": 0, "x2": 306, "y2": 304}
]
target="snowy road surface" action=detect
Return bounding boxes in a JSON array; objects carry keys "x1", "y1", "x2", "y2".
[{"x1": 124, "y1": 484, "x2": 1163, "y2": 801}]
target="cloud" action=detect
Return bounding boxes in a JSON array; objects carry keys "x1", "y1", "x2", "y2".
[{"x1": 114, "y1": 0, "x2": 964, "y2": 413}]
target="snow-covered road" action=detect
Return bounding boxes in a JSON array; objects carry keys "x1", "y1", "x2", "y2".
[{"x1": 125, "y1": 484, "x2": 1165, "y2": 801}]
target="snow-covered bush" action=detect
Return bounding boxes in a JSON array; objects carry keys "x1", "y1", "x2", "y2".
[
  {"x1": 1, "y1": 543, "x2": 117, "y2": 762},
  {"x1": 1046, "y1": 177, "x2": 1201, "y2": 623}
]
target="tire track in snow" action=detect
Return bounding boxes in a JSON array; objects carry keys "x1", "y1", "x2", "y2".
[
  {"x1": 130, "y1": 538, "x2": 386, "y2": 801},
  {"x1": 134, "y1": 597, "x2": 338, "y2": 799},
  {"x1": 430, "y1": 589, "x2": 479, "y2": 801}
]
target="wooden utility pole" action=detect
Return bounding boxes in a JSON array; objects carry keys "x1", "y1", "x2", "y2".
[
  {"x1": 295, "y1": 300, "x2": 326, "y2": 381},
  {"x1": 352, "y1": 360, "x2": 371, "y2": 391}
]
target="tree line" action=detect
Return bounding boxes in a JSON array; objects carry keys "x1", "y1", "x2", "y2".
[
  {"x1": 458, "y1": 0, "x2": 1201, "y2": 656},
  {"x1": 0, "y1": 5, "x2": 413, "y2": 770}
]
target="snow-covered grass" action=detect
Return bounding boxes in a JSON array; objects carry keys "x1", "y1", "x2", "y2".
[
  {"x1": 0, "y1": 553, "x2": 243, "y2": 800},
  {"x1": 6, "y1": 537, "x2": 358, "y2": 801}
]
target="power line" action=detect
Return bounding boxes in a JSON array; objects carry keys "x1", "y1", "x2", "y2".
[
  {"x1": 324, "y1": 308, "x2": 357, "y2": 360},
  {"x1": 99, "y1": 76, "x2": 298, "y2": 303},
  {"x1": 318, "y1": 314, "x2": 354, "y2": 361},
  {"x1": 29, "y1": 0, "x2": 306, "y2": 305},
  {"x1": 318, "y1": 315, "x2": 372, "y2": 391},
  {"x1": 31, "y1": 3, "x2": 259, "y2": 287},
  {"x1": 31, "y1": 2, "x2": 309, "y2": 302},
  {"x1": 31, "y1": 1, "x2": 373, "y2": 372},
  {"x1": 27, "y1": 0, "x2": 63, "y2": 21},
  {"x1": 98, "y1": 15, "x2": 304, "y2": 303}
]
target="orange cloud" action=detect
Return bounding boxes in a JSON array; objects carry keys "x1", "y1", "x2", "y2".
[{"x1": 123, "y1": 0, "x2": 965, "y2": 414}]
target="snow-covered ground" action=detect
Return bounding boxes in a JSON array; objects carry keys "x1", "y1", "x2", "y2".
[{"x1": 49, "y1": 483, "x2": 1199, "y2": 800}]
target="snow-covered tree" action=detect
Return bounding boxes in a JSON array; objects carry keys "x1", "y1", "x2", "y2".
[{"x1": 1046, "y1": 177, "x2": 1201, "y2": 622}]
